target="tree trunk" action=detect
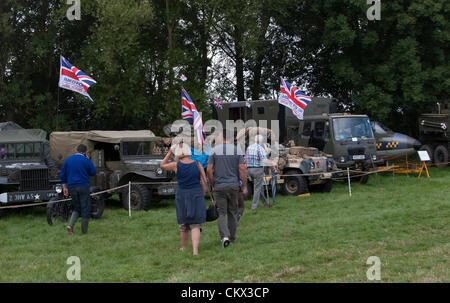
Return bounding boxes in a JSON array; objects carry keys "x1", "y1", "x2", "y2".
[
  {"x1": 234, "y1": 25, "x2": 245, "y2": 101},
  {"x1": 251, "y1": 13, "x2": 270, "y2": 100}
]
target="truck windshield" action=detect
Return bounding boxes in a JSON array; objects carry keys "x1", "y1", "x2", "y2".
[
  {"x1": 122, "y1": 141, "x2": 166, "y2": 156},
  {"x1": 0, "y1": 142, "x2": 42, "y2": 160},
  {"x1": 333, "y1": 117, "x2": 374, "y2": 141}
]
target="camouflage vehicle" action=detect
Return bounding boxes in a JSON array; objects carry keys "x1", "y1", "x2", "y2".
[
  {"x1": 216, "y1": 99, "x2": 379, "y2": 183},
  {"x1": 0, "y1": 128, "x2": 62, "y2": 218},
  {"x1": 236, "y1": 127, "x2": 337, "y2": 195},
  {"x1": 50, "y1": 130, "x2": 176, "y2": 211},
  {"x1": 418, "y1": 101, "x2": 449, "y2": 168}
]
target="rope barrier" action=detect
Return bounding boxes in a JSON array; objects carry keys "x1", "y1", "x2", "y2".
[
  {"x1": 0, "y1": 159, "x2": 440, "y2": 211},
  {"x1": 0, "y1": 184, "x2": 129, "y2": 210}
]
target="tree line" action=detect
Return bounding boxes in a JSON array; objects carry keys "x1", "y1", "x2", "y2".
[{"x1": 0, "y1": 0, "x2": 448, "y2": 137}]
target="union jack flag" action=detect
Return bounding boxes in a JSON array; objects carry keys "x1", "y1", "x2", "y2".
[
  {"x1": 213, "y1": 98, "x2": 223, "y2": 109},
  {"x1": 181, "y1": 87, "x2": 206, "y2": 145},
  {"x1": 278, "y1": 77, "x2": 312, "y2": 120},
  {"x1": 59, "y1": 56, "x2": 96, "y2": 101}
]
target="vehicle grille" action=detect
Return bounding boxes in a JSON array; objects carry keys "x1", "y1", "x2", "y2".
[
  {"x1": 20, "y1": 168, "x2": 50, "y2": 191},
  {"x1": 347, "y1": 145, "x2": 365, "y2": 156}
]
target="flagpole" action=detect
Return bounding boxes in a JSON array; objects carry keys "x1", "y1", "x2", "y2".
[
  {"x1": 57, "y1": 85, "x2": 60, "y2": 131},
  {"x1": 56, "y1": 54, "x2": 60, "y2": 132}
]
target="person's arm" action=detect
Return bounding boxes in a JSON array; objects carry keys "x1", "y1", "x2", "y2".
[
  {"x1": 239, "y1": 163, "x2": 247, "y2": 194},
  {"x1": 60, "y1": 161, "x2": 69, "y2": 197},
  {"x1": 88, "y1": 159, "x2": 97, "y2": 176},
  {"x1": 160, "y1": 148, "x2": 177, "y2": 172},
  {"x1": 197, "y1": 161, "x2": 208, "y2": 194},
  {"x1": 259, "y1": 145, "x2": 276, "y2": 169},
  {"x1": 238, "y1": 152, "x2": 247, "y2": 194},
  {"x1": 206, "y1": 163, "x2": 214, "y2": 190}
]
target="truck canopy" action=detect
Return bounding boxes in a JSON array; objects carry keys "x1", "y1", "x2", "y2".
[
  {"x1": 0, "y1": 121, "x2": 24, "y2": 131},
  {"x1": 50, "y1": 130, "x2": 156, "y2": 164},
  {"x1": 0, "y1": 129, "x2": 47, "y2": 143}
]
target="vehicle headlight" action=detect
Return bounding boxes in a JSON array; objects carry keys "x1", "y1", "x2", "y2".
[
  {"x1": 372, "y1": 155, "x2": 377, "y2": 161},
  {"x1": 340, "y1": 156, "x2": 346, "y2": 163},
  {"x1": 327, "y1": 158, "x2": 334, "y2": 170},
  {"x1": 55, "y1": 184, "x2": 63, "y2": 193},
  {"x1": 156, "y1": 168, "x2": 163, "y2": 175}
]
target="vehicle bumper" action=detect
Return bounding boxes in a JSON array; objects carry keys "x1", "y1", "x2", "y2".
[
  {"x1": 0, "y1": 190, "x2": 60, "y2": 204},
  {"x1": 156, "y1": 184, "x2": 177, "y2": 196}
]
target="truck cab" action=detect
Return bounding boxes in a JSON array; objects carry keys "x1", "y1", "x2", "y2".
[{"x1": 294, "y1": 114, "x2": 378, "y2": 169}]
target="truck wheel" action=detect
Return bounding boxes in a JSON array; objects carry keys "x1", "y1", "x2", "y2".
[
  {"x1": 281, "y1": 170, "x2": 308, "y2": 196},
  {"x1": 433, "y1": 145, "x2": 449, "y2": 168},
  {"x1": 122, "y1": 184, "x2": 151, "y2": 211},
  {"x1": 90, "y1": 186, "x2": 105, "y2": 219},
  {"x1": 419, "y1": 145, "x2": 434, "y2": 163},
  {"x1": 311, "y1": 179, "x2": 333, "y2": 193},
  {"x1": 359, "y1": 174, "x2": 370, "y2": 185},
  {"x1": 47, "y1": 197, "x2": 70, "y2": 226}
]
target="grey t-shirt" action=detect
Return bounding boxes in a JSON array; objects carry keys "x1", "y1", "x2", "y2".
[{"x1": 208, "y1": 143, "x2": 244, "y2": 189}]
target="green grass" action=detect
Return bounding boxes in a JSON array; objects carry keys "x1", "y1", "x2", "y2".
[{"x1": 0, "y1": 168, "x2": 449, "y2": 282}]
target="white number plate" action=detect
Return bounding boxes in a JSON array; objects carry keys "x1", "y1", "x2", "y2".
[{"x1": 352, "y1": 155, "x2": 365, "y2": 160}]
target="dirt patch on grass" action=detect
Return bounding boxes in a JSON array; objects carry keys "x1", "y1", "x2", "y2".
[{"x1": 272, "y1": 266, "x2": 305, "y2": 279}]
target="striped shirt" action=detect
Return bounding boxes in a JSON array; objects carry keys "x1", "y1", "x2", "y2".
[{"x1": 245, "y1": 143, "x2": 267, "y2": 167}]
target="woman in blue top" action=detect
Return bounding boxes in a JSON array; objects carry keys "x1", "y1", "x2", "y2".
[{"x1": 161, "y1": 143, "x2": 207, "y2": 256}]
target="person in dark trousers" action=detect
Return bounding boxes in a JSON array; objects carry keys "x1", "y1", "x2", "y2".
[
  {"x1": 207, "y1": 129, "x2": 247, "y2": 248},
  {"x1": 61, "y1": 144, "x2": 96, "y2": 235}
]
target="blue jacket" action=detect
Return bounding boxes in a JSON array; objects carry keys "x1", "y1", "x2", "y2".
[
  {"x1": 190, "y1": 147, "x2": 210, "y2": 169},
  {"x1": 60, "y1": 154, "x2": 96, "y2": 188}
]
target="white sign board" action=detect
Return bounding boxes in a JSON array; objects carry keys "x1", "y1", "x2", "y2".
[{"x1": 418, "y1": 150, "x2": 431, "y2": 162}]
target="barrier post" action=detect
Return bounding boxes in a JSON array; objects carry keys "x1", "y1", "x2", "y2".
[
  {"x1": 347, "y1": 167, "x2": 352, "y2": 197},
  {"x1": 128, "y1": 181, "x2": 131, "y2": 217}
]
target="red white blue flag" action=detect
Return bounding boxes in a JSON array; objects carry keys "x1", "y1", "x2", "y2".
[
  {"x1": 278, "y1": 77, "x2": 311, "y2": 120},
  {"x1": 59, "y1": 56, "x2": 96, "y2": 101},
  {"x1": 213, "y1": 98, "x2": 223, "y2": 109},
  {"x1": 181, "y1": 87, "x2": 206, "y2": 145}
]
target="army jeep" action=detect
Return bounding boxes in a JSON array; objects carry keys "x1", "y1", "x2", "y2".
[
  {"x1": 50, "y1": 130, "x2": 176, "y2": 211},
  {"x1": 0, "y1": 128, "x2": 62, "y2": 217},
  {"x1": 236, "y1": 127, "x2": 337, "y2": 196}
]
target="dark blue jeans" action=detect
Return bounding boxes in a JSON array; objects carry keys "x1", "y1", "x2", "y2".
[{"x1": 68, "y1": 186, "x2": 91, "y2": 219}]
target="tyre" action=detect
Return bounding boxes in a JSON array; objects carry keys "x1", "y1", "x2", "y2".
[
  {"x1": 281, "y1": 170, "x2": 308, "y2": 196},
  {"x1": 419, "y1": 144, "x2": 434, "y2": 163},
  {"x1": 122, "y1": 184, "x2": 152, "y2": 211},
  {"x1": 310, "y1": 179, "x2": 333, "y2": 193},
  {"x1": 359, "y1": 173, "x2": 370, "y2": 185},
  {"x1": 47, "y1": 197, "x2": 70, "y2": 226},
  {"x1": 90, "y1": 186, "x2": 105, "y2": 219},
  {"x1": 433, "y1": 145, "x2": 449, "y2": 168}
]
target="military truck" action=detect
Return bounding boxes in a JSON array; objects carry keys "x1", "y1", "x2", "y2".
[
  {"x1": 50, "y1": 130, "x2": 176, "y2": 211},
  {"x1": 215, "y1": 99, "x2": 379, "y2": 183},
  {"x1": 419, "y1": 102, "x2": 449, "y2": 168},
  {"x1": 235, "y1": 127, "x2": 337, "y2": 195},
  {"x1": 0, "y1": 128, "x2": 62, "y2": 218}
]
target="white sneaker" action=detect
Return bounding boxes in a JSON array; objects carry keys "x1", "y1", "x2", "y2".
[{"x1": 221, "y1": 237, "x2": 230, "y2": 248}]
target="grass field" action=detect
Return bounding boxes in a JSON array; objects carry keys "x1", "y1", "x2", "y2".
[{"x1": 0, "y1": 168, "x2": 449, "y2": 282}]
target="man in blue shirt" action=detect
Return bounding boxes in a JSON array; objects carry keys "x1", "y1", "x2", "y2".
[{"x1": 61, "y1": 144, "x2": 96, "y2": 235}]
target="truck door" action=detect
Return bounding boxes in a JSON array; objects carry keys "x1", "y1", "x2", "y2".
[
  {"x1": 308, "y1": 121, "x2": 330, "y2": 151},
  {"x1": 296, "y1": 121, "x2": 312, "y2": 147}
]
